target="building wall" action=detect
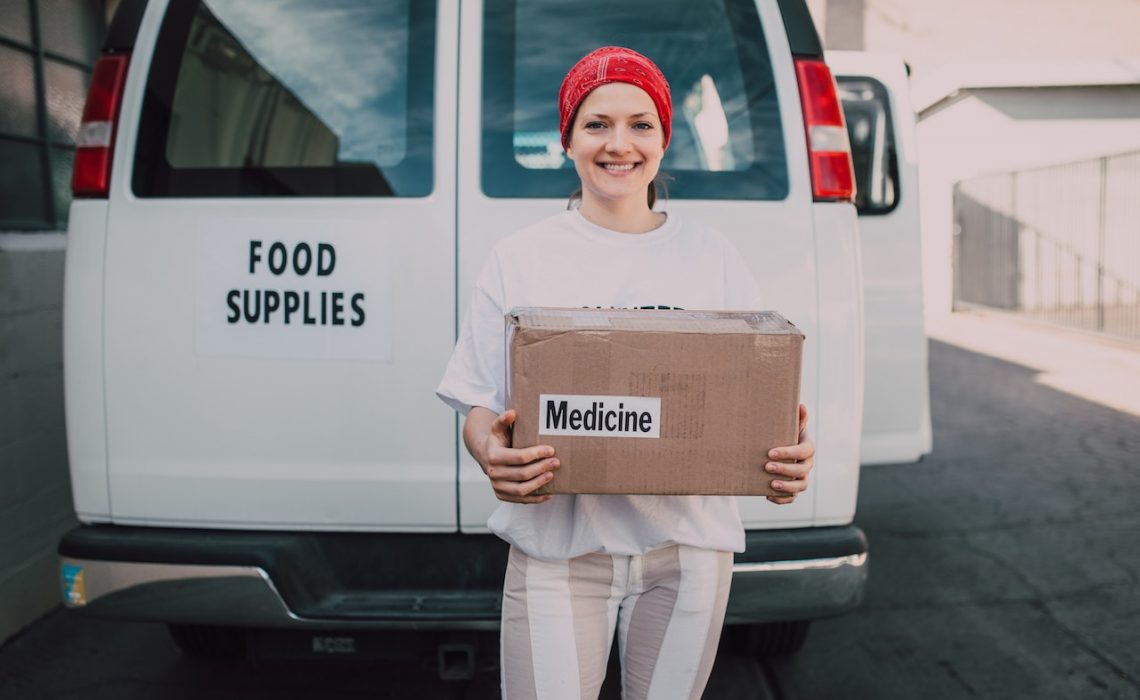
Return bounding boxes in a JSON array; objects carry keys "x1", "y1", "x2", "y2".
[
  {"x1": 0, "y1": 234, "x2": 74, "y2": 644},
  {"x1": 823, "y1": 0, "x2": 864, "y2": 51},
  {"x1": 0, "y1": 0, "x2": 112, "y2": 644},
  {"x1": 814, "y1": 0, "x2": 1140, "y2": 85},
  {"x1": 917, "y1": 86, "x2": 1140, "y2": 315}
]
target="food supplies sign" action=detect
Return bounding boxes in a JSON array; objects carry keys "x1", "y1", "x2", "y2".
[
  {"x1": 195, "y1": 219, "x2": 392, "y2": 361},
  {"x1": 538, "y1": 394, "x2": 661, "y2": 438}
]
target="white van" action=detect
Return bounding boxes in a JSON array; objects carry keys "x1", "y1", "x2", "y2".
[
  {"x1": 827, "y1": 50, "x2": 932, "y2": 467},
  {"x1": 59, "y1": 0, "x2": 929, "y2": 666}
]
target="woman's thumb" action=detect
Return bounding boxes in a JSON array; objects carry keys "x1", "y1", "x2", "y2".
[{"x1": 492, "y1": 409, "x2": 516, "y2": 440}]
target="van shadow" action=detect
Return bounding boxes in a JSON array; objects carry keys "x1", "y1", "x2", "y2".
[{"x1": 858, "y1": 339, "x2": 1140, "y2": 540}]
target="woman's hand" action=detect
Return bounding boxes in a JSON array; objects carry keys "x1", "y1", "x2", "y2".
[
  {"x1": 463, "y1": 407, "x2": 559, "y2": 504},
  {"x1": 765, "y1": 404, "x2": 815, "y2": 504}
]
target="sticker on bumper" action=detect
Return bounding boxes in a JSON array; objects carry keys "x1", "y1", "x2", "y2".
[{"x1": 62, "y1": 563, "x2": 86, "y2": 606}]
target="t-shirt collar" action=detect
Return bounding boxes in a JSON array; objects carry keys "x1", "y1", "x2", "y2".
[{"x1": 567, "y1": 208, "x2": 679, "y2": 247}]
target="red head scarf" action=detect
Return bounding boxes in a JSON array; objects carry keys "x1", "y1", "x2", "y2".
[{"x1": 558, "y1": 46, "x2": 673, "y2": 151}]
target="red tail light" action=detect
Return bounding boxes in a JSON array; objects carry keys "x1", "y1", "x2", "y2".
[
  {"x1": 794, "y1": 58, "x2": 855, "y2": 202},
  {"x1": 72, "y1": 53, "x2": 130, "y2": 198}
]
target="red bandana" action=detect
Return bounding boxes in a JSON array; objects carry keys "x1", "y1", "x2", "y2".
[{"x1": 558, "y1": 46, "x2": 673, "y2": 151}]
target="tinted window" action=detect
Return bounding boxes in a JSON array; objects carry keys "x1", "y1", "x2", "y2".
[
  {"x1": 482, "y1": 0, "x2": 788, "y2": 201},
  {"x1": 837, "y1": 76, "x2": 899, "y2": 215},
  {"x1": 134, "y1": 0, "x2": 435, "y2": 197}
]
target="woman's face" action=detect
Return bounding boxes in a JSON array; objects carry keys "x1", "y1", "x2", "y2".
[{"x1": 565, "y1": 82, "x2": 665, "y2": 207}]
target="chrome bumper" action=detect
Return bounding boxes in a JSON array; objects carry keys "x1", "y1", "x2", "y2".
[
  {"x1": 726, "y1": 552, "x2": 867, "y2": 624},
  {"x1": 60, "y1": 551, "x2": 867, "y2": 630},
  {"x1": 60, "y1": 524, "x2": 868, "y2": 629},
  {"x1": 61, "y1": 557, "x2": 503, "y2": 630}
]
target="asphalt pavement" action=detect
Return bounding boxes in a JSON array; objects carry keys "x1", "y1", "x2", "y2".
[
  {"x1": 766, "y1": 311, "x2": 1140, "y2": 699},
  {"x1": 1, "y1": 310, "x2": 1138, "y2": 699}
]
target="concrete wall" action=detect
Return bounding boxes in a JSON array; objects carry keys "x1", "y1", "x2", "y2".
[
  {"x1": 823, "y1": 0, "x2": 865, "y2": 50},
  {"x1": 916, "y1": 85, "x2": 1140, "y2": 315},
  {"x1": 0, "y1": 233, "x2": 76, "y2": 644}
]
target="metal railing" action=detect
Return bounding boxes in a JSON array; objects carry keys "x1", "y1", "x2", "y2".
[{"x1": 953, "y1": 150, "x2": 1140, "y2": 340}]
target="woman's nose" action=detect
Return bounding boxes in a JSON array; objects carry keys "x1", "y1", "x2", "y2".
[{"x1": 605, "y1": 129, "x2": 631, "y2": 153}]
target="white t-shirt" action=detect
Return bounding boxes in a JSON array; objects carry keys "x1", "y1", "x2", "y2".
[{"x1": 437, "y1": 209, "x2": 764, "y2": 561}]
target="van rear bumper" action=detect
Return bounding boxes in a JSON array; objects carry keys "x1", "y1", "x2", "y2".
[
  {"x1": 58, "y1": 525, "x2": 867, "y2": 630},
  {"x1": 726, "y1": 526, "x2": 867, "y2": 624}
]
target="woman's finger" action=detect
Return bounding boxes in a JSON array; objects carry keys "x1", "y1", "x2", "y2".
[
  {"x1": 487, "y1": 458, "x2": 560, "y2": 482},
  {"x1": 488, "y1": 443, "x2": 555, "y2": 466},
  {"x1": 765, "y1": 459, "x2": 811, "y2": 480},
  {"x1": 769, "y1": 440, "x2": 814, "y2": 463},
  {"x1": 495, "y1": 470, "x2": 556, "y2": 498},
  {"x1": 489, "y1": 409, "x2": 517, "y2": 445},
  {"x1": 498, "y1": 493, "x2": 554, "y2": 505},
  {"x1": 769, "y1": 477, "x2": 809, "y2": 495},
  {"x1": 798, "y1": 404, "x2": 809, "y2": 436},
  {"x1": 767, "y1": 494, "x2": 796, "y2": 505}
]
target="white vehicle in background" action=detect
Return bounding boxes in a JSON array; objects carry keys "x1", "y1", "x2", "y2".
[
  {"x1": 830, "y1": 50, "x2": 932, "y2": 465},
  {"x1": 58, "y1": 0, "x2": 928, "y2": 672}
]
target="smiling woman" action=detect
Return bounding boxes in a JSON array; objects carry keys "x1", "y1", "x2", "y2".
[{"x1": 437, "y1": 44, "x2": 816, "y2": 699}]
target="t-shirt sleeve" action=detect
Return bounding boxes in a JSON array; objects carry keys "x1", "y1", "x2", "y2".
[
  {"x1": 436, "y1": 253, "x2": 508, "y2": 416},
  {"x1": 722, "y1": 240, "x2": 765, "y2": 310}
]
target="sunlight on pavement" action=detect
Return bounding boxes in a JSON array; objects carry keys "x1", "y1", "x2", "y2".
[{"x1": 926, "y1": 311, "x2": 1140, "y2": 417}]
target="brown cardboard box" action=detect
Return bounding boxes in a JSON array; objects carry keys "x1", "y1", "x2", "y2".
[{"x1": 507, "y1": 308, "x2": 803, "y2": 495}]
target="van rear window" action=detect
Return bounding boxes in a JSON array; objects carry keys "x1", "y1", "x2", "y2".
[
  {"x1": 837, "y1": 76, "x2": 900, "y2": 215},
  {"x1": 481, "y1": 0, "x2": 789, "y2": 200},
  {"x1": 133, "y1": 0, "x2": 435, "y2": 197}
]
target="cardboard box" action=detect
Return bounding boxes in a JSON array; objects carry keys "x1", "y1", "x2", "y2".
[{"x1": 506, "y1": 308, "x2": 804, "y2": 496}]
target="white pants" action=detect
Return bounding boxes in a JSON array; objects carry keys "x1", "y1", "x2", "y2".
[{"x1": 500, "y1": 544, "x2": 733, "y2": 700}]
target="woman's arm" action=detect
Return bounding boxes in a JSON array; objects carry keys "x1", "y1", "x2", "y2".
[
  {"x1": 464, "y1": 407, "x2": 560, "y2": 504},
  {"x1": 764, "y1": 403, "x2": 815, "y2": 505}
]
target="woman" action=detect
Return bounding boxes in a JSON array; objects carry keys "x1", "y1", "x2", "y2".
[{"x1": 437, "y1": 46, "x2": 815, "y2": 699}]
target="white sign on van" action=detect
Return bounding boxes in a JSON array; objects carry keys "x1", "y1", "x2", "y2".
[{"x1": 195, "y1": 218, "x2": 393, "y2": 361}]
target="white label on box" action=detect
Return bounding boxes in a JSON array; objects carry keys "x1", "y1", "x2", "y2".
[{"x1": 539, "y1": 394, "x2": 661, "y2": 438}]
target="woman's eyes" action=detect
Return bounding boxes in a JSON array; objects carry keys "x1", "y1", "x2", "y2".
[{"x1": 583, "y1": 121, "x2": 655, "y2": 131}]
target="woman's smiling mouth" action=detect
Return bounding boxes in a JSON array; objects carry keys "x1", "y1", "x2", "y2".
[{"x1": 599, "y1": 162, "x2": 639, "y2": 172}]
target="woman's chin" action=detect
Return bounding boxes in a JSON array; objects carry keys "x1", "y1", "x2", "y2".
[{"x1": 584, "y1": 184, "x2": 651, "y2": 205}]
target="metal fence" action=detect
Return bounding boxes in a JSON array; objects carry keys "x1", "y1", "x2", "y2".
[{"x1": 953, "y1": 150, "x2": 1140, "y2": 340}]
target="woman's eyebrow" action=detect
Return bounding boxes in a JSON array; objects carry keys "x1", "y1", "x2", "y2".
[{"x1": 584, "y1": 112, "x2": 657, "y2": 120}]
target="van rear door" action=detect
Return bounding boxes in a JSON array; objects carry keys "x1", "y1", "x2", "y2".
[
  {"x1": 830, "y1": 51, "x2": 933, "y2": 464},
  {"x1": 100, "y1": 0, "x2": 460, "y2": 529}
]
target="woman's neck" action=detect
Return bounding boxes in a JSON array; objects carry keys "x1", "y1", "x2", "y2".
[{"x1": 578, "y1": 194, "x2": 665, "y2": 234}]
